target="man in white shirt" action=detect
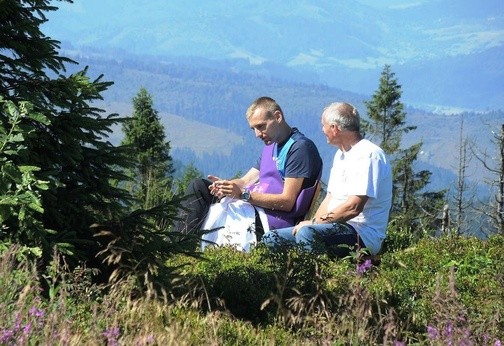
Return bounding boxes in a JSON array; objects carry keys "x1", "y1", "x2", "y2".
[{"x1": 262, "y1": 102, "x2": 392, "y2": 257}]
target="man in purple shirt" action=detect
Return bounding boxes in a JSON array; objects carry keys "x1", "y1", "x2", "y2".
[{"x1": 178, "y1": 96, "x2": 322, "y2": 240}]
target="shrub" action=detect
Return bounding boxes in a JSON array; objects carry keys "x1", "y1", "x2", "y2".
[
  {"x1": 168, "y1": 236, "x2": 504, "y2": 344},
  {"x1": 370, "y1": 234, "x2": 504, "y2": 342},
  {"x1": 2, "y1": 235, "x2": 502, "y2": 345},
  {"x1": 168, "y1": 244, "x2": 372, "y2": 329},
  {"x1": 0, "y1": 98, "x2": 50, "y2": 253},
  {"x1": 0, "y1": 244, "x2": 304, "y2": 345},
  {"x1": 168, "y1": 246, "x2": 277, "y2": 323}
]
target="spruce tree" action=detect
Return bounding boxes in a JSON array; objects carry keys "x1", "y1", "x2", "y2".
[
  {"x1": 392, "y1": 143, "x2": 445, "y2": 236},
  {"x1": 0, "y1": 0, "x2": 134, "y2": 262},
  {"x1": 363, "y1": 65, "x2": 416, "y2": 154},
  {"x1": 122, "y1": 87, "x2": 174, "y2": 207},
  {"x1": 364, "y1": 65, "x2": 446, "y2": 250}
]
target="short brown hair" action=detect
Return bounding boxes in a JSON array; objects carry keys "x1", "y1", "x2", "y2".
[{"x1": 246, "y1": 96, "x2": 284, "y2": 120}]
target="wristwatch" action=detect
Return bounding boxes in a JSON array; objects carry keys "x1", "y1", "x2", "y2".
[{"x1": 240, "y1": 189, "x2": 251, "y2": 202}]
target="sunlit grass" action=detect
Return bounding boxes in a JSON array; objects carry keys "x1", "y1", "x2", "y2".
[{"x1": 0, "y1": 236, "x2": 503, "y2": 345}]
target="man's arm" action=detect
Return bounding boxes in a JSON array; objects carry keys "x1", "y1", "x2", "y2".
[
  {"x1": 233, "y1": 168, "x2": 261, "y2": 188},
  {"x1": 211, "y1": 172, "x2": 304, "y2": 212},
  {"x1": 208, "y1": 168, "x2": 260, "y2": 189},
  {"x1": 315, "y1": 194, "x2": 368, "y2": 224},
  {"x1": 247, "y1": 176, "x2": 304, "y2": 211},
  {"x1": 208, "y1": 168, "x2": 260, "y2": 199},
  {"x1": 291, "y1": 194, "x2": 368, "y2": 236}
]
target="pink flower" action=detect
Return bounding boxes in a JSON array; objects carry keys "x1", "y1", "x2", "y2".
[{"x1": 356, "y1": 259, "x2": 372, "y2": 274}]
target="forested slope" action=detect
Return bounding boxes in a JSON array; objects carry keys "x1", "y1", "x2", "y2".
[{"x1": 67, "y1": 48, "x2": 503, "y2": 192}]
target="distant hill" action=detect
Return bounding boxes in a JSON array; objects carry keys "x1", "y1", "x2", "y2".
[
  {"x1": 68, "y1": 50, "x2": 503, "y2": 197},
  {"x1": 43, "y1": 0, "x2": 504, "y2": 111}
]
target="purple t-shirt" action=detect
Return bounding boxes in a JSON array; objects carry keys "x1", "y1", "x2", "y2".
[
  {"x1": 251, "y1": 128, "x2": 322, "y2": 229},
  {"x1": 254, "y1": 128, "x2": 321, "y2": 189}
]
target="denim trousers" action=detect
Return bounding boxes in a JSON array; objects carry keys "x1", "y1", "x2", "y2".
[{"x1": 262, "y1": 222, "x2": 366, "y2": 257}]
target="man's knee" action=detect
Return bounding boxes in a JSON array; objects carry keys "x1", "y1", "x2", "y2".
[
  {"x1": 186, "y1": 178, "x2": 210, "y2": 195},
  {"x1": 295, "y1": 225, "x2": 316, "y2": 244},
  {"x1": 262, "y1": 229, "x2": 295, "y2": 248},
  {"x1": 261, "y1": 232, "x2": 276, "y2": 247},
  {"x1": 297, "y1": 226, "x2": 336, "y2": 252},
  {"x1": 182, "y1": 179, "x2": 213, "y2": 208}
]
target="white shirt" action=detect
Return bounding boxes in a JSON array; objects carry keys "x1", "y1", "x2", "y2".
[{"x1": 326, "y1": 139, "x2": 392, "y2": 254}]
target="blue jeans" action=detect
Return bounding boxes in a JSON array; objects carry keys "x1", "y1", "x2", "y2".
[{"x1": 262, "y1": 222, "x2": 365, "y2": 257}]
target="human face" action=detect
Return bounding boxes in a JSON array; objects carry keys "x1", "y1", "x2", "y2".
[
  {"x1": 248, "y1": 108, "x2": 280, "y2": 145},
  {"x1": 321, "y1": 113, "x2": 338, "y2": 146}
]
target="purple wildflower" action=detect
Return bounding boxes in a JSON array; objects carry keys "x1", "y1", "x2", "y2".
[
  {"x1": 14, "y1": 312, "x2": 22, "y2": 331},
  {"x1": 445, "y1": 321, "x2": 453, "y2": 340},
  {"x1": 103, "y1": 326, "x2": 120, "y2": 346},
  {"x1": 356, "y1": 259, "x2": 372, "y2": 274},
  {"x1": 23, "y1": 322, "x2": 32, "y2": 336},
  {"x1": 29, "y1": 306, "x2": 45, "y2": 319},
  {"x1": 1, "y1": 329, "x2": 14, "y2": 343},
  {"x1": 145, "y1": 334, "x2": 155, "y2": 344},
  {"x1": 427, "y1": 325, "x2": 438, "y2": 340},
  {"x1": 495, "y1": 340, "x2": 502, "y2": 346}
]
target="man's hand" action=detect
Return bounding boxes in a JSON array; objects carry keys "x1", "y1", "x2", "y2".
[
  {"x1": 207, "y1": 175, "x2": 241, "y2": 199},
  {"x1": 207, "y1": 175, "x2": 223, "y2": 197},
  {"x1": 292, "y1": 220, "x2": 312, "y2": 236}
]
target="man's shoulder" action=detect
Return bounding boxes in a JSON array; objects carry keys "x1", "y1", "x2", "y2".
[
  {"x1": 356, "y1": 140, "x2": 391, "y2": 169},
  {"x1": 292, "y1": 136, "x2": 320, "y2": 156},
  {"x1": 291, "y1": 131, "x2": 318, "y2": 148},
  {"x1": 288, "y1": 133, "x2": 323, "y2": 171},
  {"x1": 359, "y1": 139, "x2": 387, "y2": 154}
]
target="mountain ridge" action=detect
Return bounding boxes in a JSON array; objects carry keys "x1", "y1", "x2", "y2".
[
  {"x1": 43, "y1": 0, "x2": 504, "y2": 111},
  {"x1": 69, "y1": 49, "x2": 502, "y2": 198},
  {"x1": 38, "y1": 0, "x2": 504, "y2": 199}
]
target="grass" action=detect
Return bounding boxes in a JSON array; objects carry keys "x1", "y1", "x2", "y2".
[{"x1": 0, "y1": 236, "x2": 503, "y2": 345}]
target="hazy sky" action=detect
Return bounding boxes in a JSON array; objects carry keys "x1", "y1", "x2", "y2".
[{"x1": 43, "y1": 0, "x2": 504, "y2": 110}]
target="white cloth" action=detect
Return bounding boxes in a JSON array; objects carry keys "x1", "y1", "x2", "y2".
[
  {"x1": 200, "y1": 197, "x2": 269, "y2": 252},
  {"x1": 326, "y1": 139, "x2": 392, "y2": 255}
]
